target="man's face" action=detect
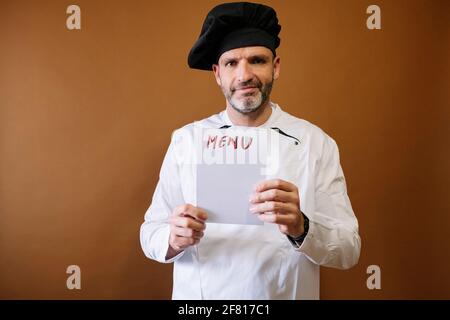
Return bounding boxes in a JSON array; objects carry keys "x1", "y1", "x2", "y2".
[{"x1": 212, "y1": 46, "x2": 280, "y2": 114}]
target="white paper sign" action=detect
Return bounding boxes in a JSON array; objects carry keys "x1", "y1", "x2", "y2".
[
  {"x1": 194, "y1": 127, "x2": 280, "y2": 225},
  {"x1": 197, "y1": 163, "x2": 264, "y2": 225}
]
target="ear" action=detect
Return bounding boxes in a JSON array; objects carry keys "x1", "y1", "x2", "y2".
[
  {"x1": 273, "y1": 56, "x2": 281, "y2": 80},
  {"x1": 212, "y1": 64, "x2": 222, "y2": 86}
]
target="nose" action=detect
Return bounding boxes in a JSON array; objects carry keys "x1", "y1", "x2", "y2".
[{"x1": 236, "y1": 61, "x2": 254, "y2": 83}]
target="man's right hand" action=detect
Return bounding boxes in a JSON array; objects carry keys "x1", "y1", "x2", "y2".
[{"x1": 166, "y1": 204, "x2": 208, "y2": 260}]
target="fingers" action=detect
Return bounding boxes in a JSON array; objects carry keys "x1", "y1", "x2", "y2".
[
  {"x1": 171, "y1": 204, "x2": 208, "y2": 231},
  {"x1": 173, "y1": 226, "x2": 204, "y2": 239},
  {"x1": 169, "y1": 234, "x2": 200, "y2": 251},
  {"x1": 256, "y1": 212, "x2": 297, "y2": 225},
  {"x1": 254, "y1": 179, "x2": 297, "y2": 193},
  {"x1": 250, "y1": 188, "x2": 298, "y2": 204},
  {"x1": 171, "y1": 215, "x2": 206, "y2": 231},
  {"x1": 169, "y1": 204, "x2": 208, "y2": 251},
  {"x1": 169, "y1": 224, "x2": 205, "y2": 251},
  {"x1": 250, "y1": 179, "x2": 302, "y2": 231},
  {"x1": 250, "y1": 201, "x2": 298, "y2": 215},
  {"x1": 174, "y1": 204, "x2": 208, "y2": 222}
]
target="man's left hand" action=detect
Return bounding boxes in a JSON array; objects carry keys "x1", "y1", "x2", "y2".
[{"x1": 250, "y1": 179, "x2": 304, "y2": 238}]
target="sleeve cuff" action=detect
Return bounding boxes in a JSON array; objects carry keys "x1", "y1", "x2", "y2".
[{"x1": 286, "y1": 212, "x2": 310, "y2": 249}]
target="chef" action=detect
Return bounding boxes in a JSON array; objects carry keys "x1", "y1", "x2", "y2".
[{"x1": 140, "y1": 2, "x2": 361, "y2": 299}]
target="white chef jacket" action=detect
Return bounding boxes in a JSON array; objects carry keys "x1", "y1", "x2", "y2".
[{"x1": 140, "y1": 103, "x2": 361, "y2": 300}]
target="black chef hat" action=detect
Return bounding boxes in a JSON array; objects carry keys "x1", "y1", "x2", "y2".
[{"x1": 188, "y1": 2, "x2": 281, "y2": 71}]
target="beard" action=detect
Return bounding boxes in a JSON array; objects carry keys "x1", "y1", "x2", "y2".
[{"x1": 223, "y1": 77, "x2": 274, "y2": 114}]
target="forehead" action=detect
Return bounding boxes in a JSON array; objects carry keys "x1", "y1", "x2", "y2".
[{"x1": 219, "y1": 46, "x2": 273, "y2": 61}]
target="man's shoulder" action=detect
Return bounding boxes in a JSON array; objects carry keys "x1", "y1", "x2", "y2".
[
  {"x1": 278, "y1": 110, "x2": 341, "y2": 160},
  {"x1": 278, "y1": 109, "x2": 333, "y2": 143}
]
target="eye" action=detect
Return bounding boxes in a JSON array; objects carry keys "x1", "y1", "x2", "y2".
[
  {"x1": 225, "y1": 60, "x2": 237, "y2": 67},
  {"x1": 251, "y1": 57, "x2": 267, "y2": 64}
]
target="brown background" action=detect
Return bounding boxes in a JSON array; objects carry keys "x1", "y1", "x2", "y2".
[{"x1": 1, "y1": 0, "x2": 449, "y2": 299}]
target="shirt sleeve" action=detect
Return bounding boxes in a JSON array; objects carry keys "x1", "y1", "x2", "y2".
[
  {"x1": 295, "y1": 136, "x2": 361, "y2": 270},
  {"x1": 140, "y1": 130, "x2": 186, "y2": 263}
]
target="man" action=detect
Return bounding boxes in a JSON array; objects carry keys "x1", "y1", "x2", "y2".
[{"x1": 140, "y1": 2, "x2": 360, "y2": 299}]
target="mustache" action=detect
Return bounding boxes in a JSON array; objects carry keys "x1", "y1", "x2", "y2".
[{"x1": 231, "y1": 80, "x2": 262, "y2": 92}]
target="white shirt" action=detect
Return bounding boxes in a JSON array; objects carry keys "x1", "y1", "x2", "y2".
[{"x1": 140, "y1": 103, "x2": 361, "y2": 299}]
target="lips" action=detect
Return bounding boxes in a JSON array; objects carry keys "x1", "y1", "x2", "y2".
[{"x1": 235, "y1": 87, "x2": 258, "y2": 94}]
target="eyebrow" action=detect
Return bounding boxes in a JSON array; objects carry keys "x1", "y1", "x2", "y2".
[
  {"x1": 222, "y1": 54, "x2": 271, "y2": 64},
  {"x1": 249, "y1": 54, "x2": 271, "y2": 61},
  {"x1": 222, "y1": 57, "x2": 237, "y2": 64}
]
